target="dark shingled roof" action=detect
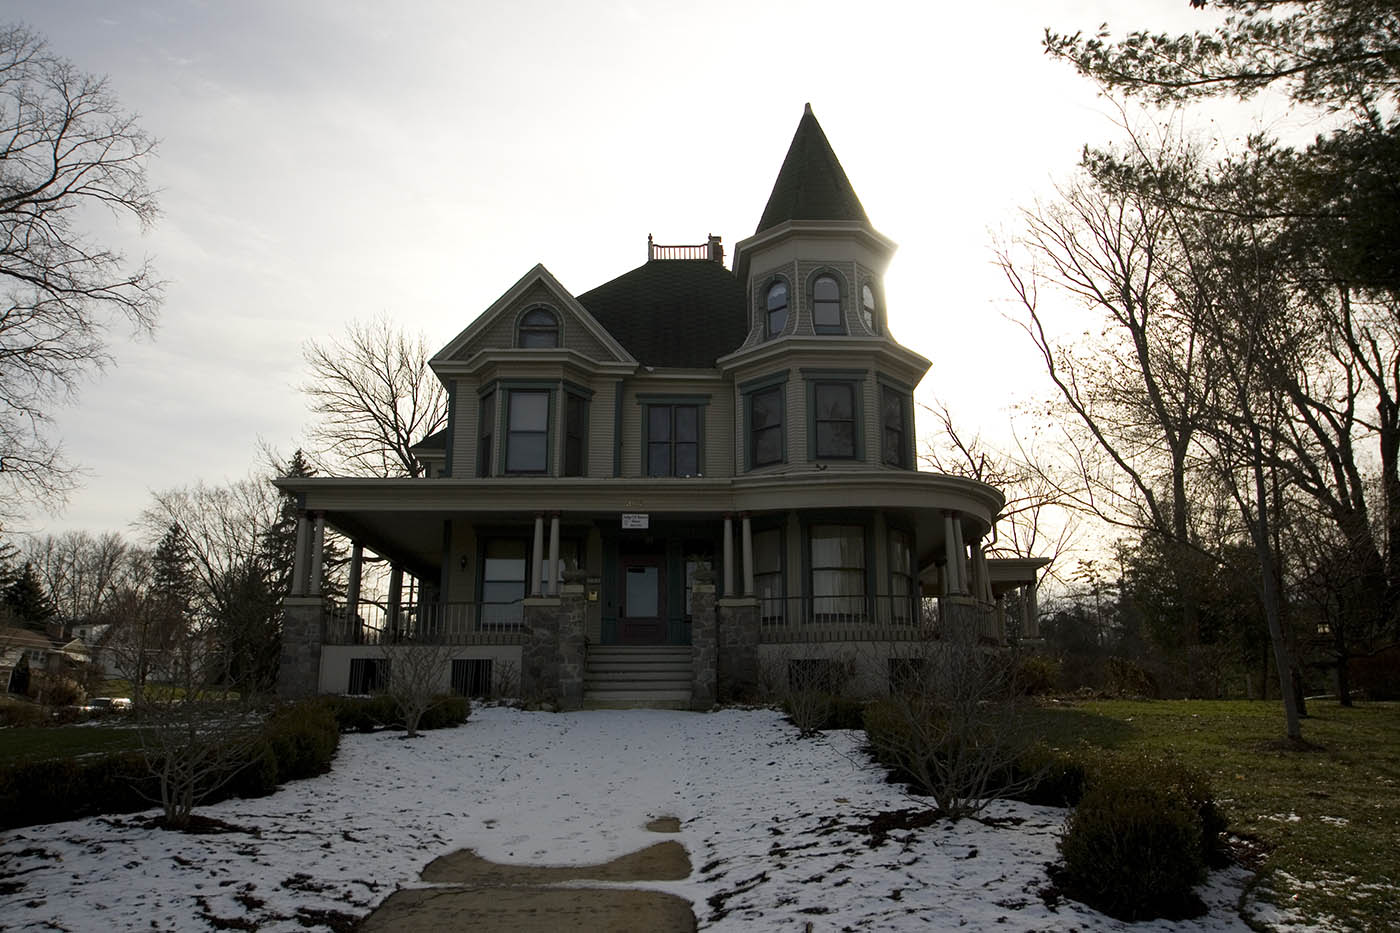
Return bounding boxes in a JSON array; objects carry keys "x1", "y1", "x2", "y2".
[
  {"x1": 577, "y1": 259, "x2": 748, "y2": 368},
  {"x1": 411, "y1": 429, "x2": 447, "y2": 451},
  {"x1": 756, "y1": 104, "x2": 869, "y2": 234}
]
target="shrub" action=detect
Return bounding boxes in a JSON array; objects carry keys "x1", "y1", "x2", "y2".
[
  {"x1": 1008, "y1": 743, "x2": 1091, "y2": 807},
  {"x1": 263, "y1": 701, "x2": 340, "y2": 781},
  {"x1": 416, "y1": 695, "x2": 470, "y2": 730},
  {"x1": 1057, "y1": 759, "x2": 1212, "y2": 921},
  {"x1": 1012, "y1": 655, "x2": 1060, "y2": 695},
  {"x1": 1105, "y1": 656, "x2": 1159, "y2": 698},
  {"x1": 0, "y1": 699, "x2": 47, "y2": 728}
]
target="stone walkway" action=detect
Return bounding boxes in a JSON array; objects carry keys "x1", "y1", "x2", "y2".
[{"x1": 357, "y1": 817, "x2": 696, "y2": 932}]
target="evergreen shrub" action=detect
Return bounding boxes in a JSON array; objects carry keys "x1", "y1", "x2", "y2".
[
  {"x1": 1057, "y1": 758, "x2": 1213, "y2": 920},
  {"x1": 416, "y1": 695, "x2": 470, "y2": 730}
]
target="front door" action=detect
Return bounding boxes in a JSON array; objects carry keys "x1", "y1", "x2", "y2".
[{"x1": 619, "y1": 556, "x2": 666, "y2": 644}]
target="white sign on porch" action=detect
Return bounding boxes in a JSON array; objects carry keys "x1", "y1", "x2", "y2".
[{"x1": 621, "y1": 513, "x2": 649, "y2": 529}]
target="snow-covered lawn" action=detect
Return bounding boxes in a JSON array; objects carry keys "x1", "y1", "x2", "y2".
[{"x1": 1, "y1": 707, "x2": 1307, "y2": 931}]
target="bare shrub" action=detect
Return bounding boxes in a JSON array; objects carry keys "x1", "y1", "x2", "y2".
[
  {"x1": 381, "y1": 640, "x2": 457, "y2": 737},
  {"x1": 865, "y1": 618, "x2": 1043, "y2": 819},
  {"x1": 492, "y1": 657, "x2": 520, "y2": 700}
]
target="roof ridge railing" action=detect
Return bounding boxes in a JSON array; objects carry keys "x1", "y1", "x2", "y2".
[{"x1": 647, "y1": 233, "x2": 724, "y2": 264}]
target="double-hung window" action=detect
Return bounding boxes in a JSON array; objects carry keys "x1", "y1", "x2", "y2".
[
  {"x1": 812, "y1": 275, "x2": 843, "y2": 334},
  {"x1": 813, "y1": 382, "x2": 856, "y2": 459},
  {"x1": 748, "y1": 386, "x2": 783, "y2": 468},
  {"x1": 754, "y1": 528, "x2": 785, "y2": 623},
  {"x1": 505, "y1": 390, "x2": 550, "y2": 473},
  {"x1": 481, "y1": 539, "x2": 528, "y2": 628},
  {"x1": 564, "y1": 393, "x2": 587, "y2": 476},
  {"x1": 478, "y1": 390, "x2": 495, "y2": 477},
  {"x1": 881, "y1": 384, "x2": 910, "y2": 468},
  {"x1": 646, "y1": 404, "x2": 700, "y2": 476},
  {"x1": 766, "y1": 280, "x2": 788, "y2": 338},
  {"x1": 890, "y1": 529, "x2": 915, "y2": 624},
  {"x1": 810, "y1": 523, "x2": 866, "y2": 618}
]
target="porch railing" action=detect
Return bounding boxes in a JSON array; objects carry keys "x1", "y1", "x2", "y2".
[
  {"x1": 324, "y1": 601, "x2": 526, "y2": 646},
  {"x1": 757, "y1": 595, "x2": 924, "y2": 644},
  {"x1": 757, "y1": 595, "x2": 1004, "y2": 645}
]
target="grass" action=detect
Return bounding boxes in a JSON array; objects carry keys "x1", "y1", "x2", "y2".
[
  {"x1": 0, "y1": 721, "x2": 141, "y2": 763},
  {"x1": 1029, "y1": 699, "x2": 1400, "y2": 932}
]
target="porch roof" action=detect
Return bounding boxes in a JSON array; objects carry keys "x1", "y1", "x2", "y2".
[{"x1": 275, "y1": 470, "x2": 1005, "y2": 581}]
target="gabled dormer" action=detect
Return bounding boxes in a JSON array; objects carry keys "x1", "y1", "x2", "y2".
[{"x1": 732, "y1": 104, "x2": 898, "y2": 347}]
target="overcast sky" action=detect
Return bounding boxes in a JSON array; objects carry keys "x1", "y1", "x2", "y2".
[{"x1": 9, "y1": 0, "x2": 1286, "y2": 541}]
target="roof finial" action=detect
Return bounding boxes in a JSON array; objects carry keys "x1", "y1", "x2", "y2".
[{"x1": 803, "y1": 102, "x2": 813, "y2": 115}]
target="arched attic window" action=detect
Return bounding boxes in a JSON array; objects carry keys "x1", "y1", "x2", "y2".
[
  {"x1": 518, "y1": 308, "x2": 559, "y2": 348},
  {"x1": 813, "y1": 275, "x2": 843, "y2": 334},
  {"x1": 765, "y1": 280, "x2": 789, "y2": 338}
]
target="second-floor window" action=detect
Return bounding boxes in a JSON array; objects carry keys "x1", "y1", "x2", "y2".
[
  {"x1": 881, "y1": 385, "x2": 910, "y2": 468},
  {"x1": 647, "y1": 404, "x2": 700, "y2": 476},
  {"x1": 505, "y1": 390, "x2": 550, "y2": 473},
  {"x1": 564, "y1": 393, "x2": 587, "y2": 476},
  {"x1": 813, "y1": 382, "x2": 857, "y2": 459},
  {"x1": 749, "y1": 385, "x2": 784, "y2": 468}
]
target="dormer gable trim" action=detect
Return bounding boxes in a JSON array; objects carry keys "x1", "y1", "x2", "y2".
[{"x1": 431, "y1": 263, "x2": 638, "y2": 371}]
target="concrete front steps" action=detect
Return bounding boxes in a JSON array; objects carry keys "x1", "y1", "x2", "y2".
[{"x1": 584, "y1": 645, "x2": 692, "y2": 709}]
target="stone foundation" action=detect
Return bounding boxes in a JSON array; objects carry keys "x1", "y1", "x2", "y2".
[
  {"x1": 278, "y1": 597, "x2": 325, "y2": 700},
  {"x1": 690, "y1": 583, "x2": 717, "y2": 709},
  {"x1": 716, "y1": 598, "x2": 759, "y2": 702}
]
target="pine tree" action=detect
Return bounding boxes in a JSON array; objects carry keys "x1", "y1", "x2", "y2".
[{"x1": 2, "y1": 562, "x2": 56, "y2": 630}]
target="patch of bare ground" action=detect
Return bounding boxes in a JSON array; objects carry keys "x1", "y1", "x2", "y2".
[{"x1": 358, "y1": 886, "x2": 695, "y2": 933}]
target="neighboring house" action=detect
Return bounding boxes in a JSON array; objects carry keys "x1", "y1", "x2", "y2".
[
  {"x1": 1, "y1": 625, "x2": 91, "y2": 695},
  {"x1": 275, "y1": 105, "x2": 1046, "y2": 707}
]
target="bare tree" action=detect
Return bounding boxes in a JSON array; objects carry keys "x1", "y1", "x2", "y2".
[
  {"x1": 302, "y1": 316, "x2": 448, "y2": 477},
  {"x1": 0, "y1": 23, "x2": 161, "y2": 513},
  {"x1": 380, "y1": 639, "x2": 457, "y2": 737},
  {"x1": 24, "y1": 531, "x2": 142, "y2": 624}
]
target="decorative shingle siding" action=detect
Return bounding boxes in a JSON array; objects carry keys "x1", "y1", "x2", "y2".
[{"x1": 463, "y1": 281, "x2": 613, "y2": 361}]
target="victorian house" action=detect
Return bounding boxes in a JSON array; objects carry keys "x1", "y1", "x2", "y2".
[{"x1": 276, "y1": 105, "x2": 1044, "y2": 707}]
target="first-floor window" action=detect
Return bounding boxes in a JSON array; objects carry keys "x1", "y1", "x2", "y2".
[
  {"x1": 882, "y1": 386, "x2": 909, "y2": 468},
  {"x1": 810, "y1": 523, "x2": 865, "y2": 618},
  {"x1": 506, "y1": 390, "x2": 549, "y2": 473},
  {"x1": 890, "y1": 529, "x2": 915, "y2": 623},
  {"x1": 647, "y1": 404, "x2": 700, "y2": 476},
  {"x1": 749, "y1": 385, "x2": 783, "y2": 468},
  {"x1": 754, "y1": 528, "x2": 784, "y2": 623},
  {"x1": 481, "y1": 539, "x2": 527, "y2": 627},
  {"x1": 813, "y1": 382, "x2": 856, "y2": 459}
]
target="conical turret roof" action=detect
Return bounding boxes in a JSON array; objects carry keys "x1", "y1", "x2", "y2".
[{"x1": 755, "y1": 103, "x2": 869, "y2": 234}]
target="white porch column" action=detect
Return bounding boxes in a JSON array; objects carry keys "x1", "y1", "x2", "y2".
[
  {"x1": 346, "y1": 543, "x2": 363, "y2": 616},
  {"x1": 1023, "y1": 580, "x2": 1041, "y2": 639},
  {"x1": 547, "y1": 513, "x2": 561, "y2": 596},
  {"x1": 723, "y1": 514, "x2": 735, "y2": 598},
  {"x1": 308, "y1": 511, "x2": 325, "y2": 597},
  {"x1": 387, "y1": 564, "x2": 404, "y2": 640},
  {"x1": 531, "y1": 513, "x2": 545, "y2": 597},
  {"x1": 292, "y1": 511, "x2": 311, "y2": 596},
  {"x1": 942, "y1": 512, "x2": 963, "y2": 595},
  {"x1": 952, "y1": 515, "x2": 968, "y2": 596},
  {"x1": 741, "y1": 513, "x2": 754, "y2": 597}
]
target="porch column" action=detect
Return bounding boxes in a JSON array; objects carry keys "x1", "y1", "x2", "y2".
[
  {"x1": 308, "y1": 511, "x2": 325, "y2": 597},
  {"x1": 388, "y1": 564, "x2": 404, "y2": 640},
  {"x1": 740, "y1": 513, "x2": 754, "y2": 597},
  {"x1": 531, "y1": 513, "x2": 545, "y2": 597},
  {"x1": 952, "y1": 517, "x2": 968, "y2": 596},
  {"x1": 942, "y1": 512, "x2": 963, "y2": 595},
  {"x1": 722, "y1": 513, "x2": 735, "y2": 598},
  {"x1": 292, "y1": 511, "x2": 311, "y2": 596},
  {"x1": 347, "y1": 542, "x2": 363, "y2": 641},
  {"x1": 995, "y1": 594, "x2": 1007, "y2": 642},
  {"x1": 547, "y1": 512, "x2": 561, "y2": 596},
  {"x1": 1023, "y1": 579, "x2": 1041, "y2": 639}
]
